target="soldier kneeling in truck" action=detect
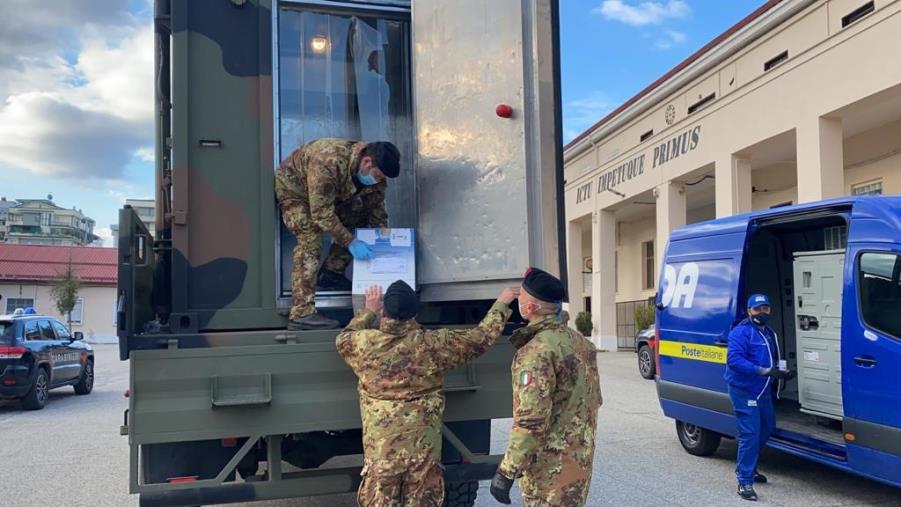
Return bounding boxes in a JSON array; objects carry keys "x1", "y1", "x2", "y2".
[
  {"x1": 337, "y1": 281, "x2": 519, "y2": 506},
  {"x1": 275, "y1": 138, "x2": 401, "y2": 330}
]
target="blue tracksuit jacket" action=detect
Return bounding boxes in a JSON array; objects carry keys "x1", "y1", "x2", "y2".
[{"x1": 723, "y1": 318, "x2": 780, "y2": 399}]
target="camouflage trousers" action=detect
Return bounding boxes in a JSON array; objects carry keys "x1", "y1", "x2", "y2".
[
  {"x1": 357, "y1": 459, "x2": 444, "y2": 507},
  {"x1": 520, "y1": 470, "x2": 591, "y2": 507},
  {"x1": 278, "y1": 199, "x2": 377, "y2": 320}
]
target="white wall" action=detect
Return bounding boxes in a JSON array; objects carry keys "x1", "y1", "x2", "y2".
[{"x1": 0, "y1": 283, "x2": 117, "y2": 343}]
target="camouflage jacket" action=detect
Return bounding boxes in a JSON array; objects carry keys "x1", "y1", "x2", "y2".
[
  {"x1": 336, "y1": 302, "x2": 512, "y2": 475},
  {"x1": 276, "y1": 138, "x2": 388, "y2": 246},
  {"x1": 499, "y1": 315, "x2": 602, "y2": 504}
]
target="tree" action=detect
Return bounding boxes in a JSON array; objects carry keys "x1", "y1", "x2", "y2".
[
  {"x1": 51, "y1": 257, "x2": 81, "y2": 331},
  {"x1": 575, "y1": 311, "x2": 593, "y2": 337},
  {"x1": 634, "y1": 304, "x2": 655, "y2": 332}
]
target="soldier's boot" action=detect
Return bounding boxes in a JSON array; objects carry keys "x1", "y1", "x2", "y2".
[
  {"x1": 316, "y1": 269, "x2": 352, "y2": 292},
  {"x1": 288, "y1": 312, "x2": 340, "y2": 330}
]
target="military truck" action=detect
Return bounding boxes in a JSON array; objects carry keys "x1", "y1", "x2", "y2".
[{"x1": 117, "y1": 1, "x2": 565, "y2": 505}]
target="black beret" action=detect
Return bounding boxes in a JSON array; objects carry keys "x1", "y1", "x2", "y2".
[
  {"x1": 522, "y1": 267, "x2": 565, "y2": 303},
  {"x1": 383, "y1": 280, "x2": 418, "y2": 320}
]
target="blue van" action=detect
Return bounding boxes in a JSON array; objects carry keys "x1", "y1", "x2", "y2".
[{"x1": 655, "y1": 196, "x2": 901, "y2": 488}]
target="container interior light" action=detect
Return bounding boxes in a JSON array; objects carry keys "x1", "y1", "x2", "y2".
[{"x1": 310, "y1": 36, "x2": 329, "y2": 54}]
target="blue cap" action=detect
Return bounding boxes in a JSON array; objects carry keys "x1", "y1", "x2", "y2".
[{"x1": 747, "y1": 294, "x2": 770, "y2": 309}]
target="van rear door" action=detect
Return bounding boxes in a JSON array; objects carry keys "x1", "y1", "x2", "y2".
[
  {"x1": 843, "y1": 204, "x2": 901, "y2": 485},
  {"x1": 656, "y1": 217, "x2": 749, "y2": 435}
]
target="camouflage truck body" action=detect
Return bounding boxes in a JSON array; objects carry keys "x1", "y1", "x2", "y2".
[{"x1": 118, "y1": 0, "x2": 565, "y2": 505}]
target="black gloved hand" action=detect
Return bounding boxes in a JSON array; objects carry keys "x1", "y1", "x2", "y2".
[
  {"x1": 765, "y1": 368, "x2": 796, "y2": 380},
  {"x1": 489, "y1": 470, "x2": 514, "y2": 504}
]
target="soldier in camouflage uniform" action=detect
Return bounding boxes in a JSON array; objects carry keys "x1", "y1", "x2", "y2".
[
  {"x1": 491, "y1": 268, "x2": 603, "y2": 507},
  {"x1": 275, "y1": 138, "x2": 401, "y2": 329},
  {"x1": 337, "y1": 281, "x2": 519, "y2": 507}
]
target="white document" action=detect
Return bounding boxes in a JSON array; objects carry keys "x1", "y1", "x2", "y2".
[
  {"x1": 371, "y1": 257, "x2": 408, "y2": 274},
  {"x1": 352, "y1": 228, "x2": 416, "y2": 294}
]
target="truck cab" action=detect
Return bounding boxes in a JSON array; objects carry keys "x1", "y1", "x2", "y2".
[{"x1": 655, "y1": 196, "x2": 901, "y2": 488}]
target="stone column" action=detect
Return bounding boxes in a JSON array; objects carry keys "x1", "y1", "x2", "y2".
[
  {"x1": 715, "y1": 154, "x2": 752, "y2": 218},
  {"x1": 797, "y1": 116, "x2": 844, "y2": 203},
  {"x1": 591, "y1": 210, "x2": 617, "y2": 351}
]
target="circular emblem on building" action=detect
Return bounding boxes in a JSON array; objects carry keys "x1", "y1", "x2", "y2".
[{"x1": 665, "y1": 104, "x2": 676, "y2": 125}]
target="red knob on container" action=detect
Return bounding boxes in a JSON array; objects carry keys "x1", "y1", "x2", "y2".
[{"x1": 496, "y1": 104, "x2": 513, "y2": 118}]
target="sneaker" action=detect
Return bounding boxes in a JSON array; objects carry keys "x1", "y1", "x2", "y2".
[
  {"x1": 288, "y1": 313, "x2": 340, "y2": 330},
  {"x1": 754, "y1": 472, "x2": 767, "y2": 484},
  {"x1": 316, "y1": 269, "x2": 352, "y2": 291},
  {"x1": 738, "y1": 484, "x2": 758, "y2": 501}
]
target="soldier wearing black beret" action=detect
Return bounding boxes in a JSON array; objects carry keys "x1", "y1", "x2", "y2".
[{"x1": 491, "y1": 267, "x2": 603, "y2": 507}]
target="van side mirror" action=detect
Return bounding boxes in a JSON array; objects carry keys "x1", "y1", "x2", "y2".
[
  {"x1": 656, "y1": 303, "x2": 665, "y2": 310},
  {"x1": 73, "y1": 332, "x2": 84, "y2": 341}
]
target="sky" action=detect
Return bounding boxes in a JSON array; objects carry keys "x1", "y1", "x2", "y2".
[{"x1": 0, "y1": 0, "x2": 764, "y2": 246}]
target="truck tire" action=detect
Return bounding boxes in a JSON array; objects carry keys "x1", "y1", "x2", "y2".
[
  {"x1": 21, "y1": 368, "x2": 49, "y2": 410},
  {"x1": 74, "y1": 359, "x2": 94, "y2": 395},
  {"x1": 676, "y1": 420, "x2": 721, "y2": 456},
  {"x1": 637, "y1": 345, "x2": 655, "y2": 379},
  {"x1": 444, "y1": 480, "x2": 478, "y2": 507}
]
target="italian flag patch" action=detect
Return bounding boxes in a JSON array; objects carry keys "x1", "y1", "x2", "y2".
[{"x1": 519, "y1": 371, "x2": 533, "y2": 387}]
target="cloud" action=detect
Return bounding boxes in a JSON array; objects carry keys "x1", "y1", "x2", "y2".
[
  {"x1": 654, "y1": 30, "x2": 688, "y2": 49},
  {"x1": 135, "y1": 147, "x2": 155, "y2": 162},
  {"x1": 0, "y1": 1, "x2": 153, "y2": 181},
  {"x1": 594, "y1": 0, "x2": 690, "y2": 27},
  {"x1": 95, "y1": 226, "x2": 115, "y2": 247},
  {"x1": 564, "y1": 92, "x2": 616, "y2": 143}
]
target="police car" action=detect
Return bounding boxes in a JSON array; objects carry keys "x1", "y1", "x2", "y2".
[{"x1": 0, "y1": 313, "x2": 94, "y2": 410}]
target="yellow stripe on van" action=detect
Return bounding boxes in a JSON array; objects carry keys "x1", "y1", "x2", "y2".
[{"x1": 658, "y1": 340, "x2": 726, "y2": 364}]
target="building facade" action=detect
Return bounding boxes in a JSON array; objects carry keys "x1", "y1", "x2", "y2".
[
  {"x1": 0, "y1": 244, "x2": 118, "y2": 343},
  {"x1": 3, "y1": 198, "x2": 99, "y2": 246},
  {"x1": 564, "y1": 0, "x2": 901, "y2": 350}
]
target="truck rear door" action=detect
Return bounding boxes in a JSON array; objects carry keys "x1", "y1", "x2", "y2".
[
  {"x1": 412, "y1": 0, "x2": 564, "y2": 301},
  {"x1": 656, "y1": 218, "x2": 749, "y2": 435}
]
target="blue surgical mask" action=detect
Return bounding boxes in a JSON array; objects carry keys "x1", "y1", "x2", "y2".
[
  {"x1": 751, "y1": 313, "x2": 770, "y2": 326},
  {"x1": 357, "y1": 172, "x2": 378, "y2": 186}
]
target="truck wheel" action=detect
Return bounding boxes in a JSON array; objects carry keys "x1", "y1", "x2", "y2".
[
  {"x1": 22, "y1": 368, "x2": 49, "y2": 410},
  {"x1": 444, "y1": 480, "x2": 478, "y2": 507},
  {"x1": 676, "y1": 420, "x2": 721, "y2": 456},
  {"x1": 74, "y1": 360, "x2": 94, "y2": 395},
  {"x1": 638, "y1": 345, "x2": 655, "y2": 379}
]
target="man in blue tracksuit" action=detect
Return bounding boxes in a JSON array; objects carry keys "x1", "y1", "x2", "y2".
[{"x1": 725, "y1": 294, "x2": 796, "y2": 501}]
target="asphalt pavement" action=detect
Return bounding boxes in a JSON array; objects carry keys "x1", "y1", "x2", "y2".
[{"x1": 0, "y1": 345, "x2": 898, "y2": 507}]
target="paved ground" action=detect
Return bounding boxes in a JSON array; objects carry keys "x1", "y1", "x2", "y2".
[{"x1": 0, "y1": 345, "x2": 898, "y2": 507}]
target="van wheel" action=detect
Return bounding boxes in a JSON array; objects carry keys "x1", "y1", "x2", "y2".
[
  {"x1": 22, "y1": 368, "x2": 49, "y2": 410},
  {"x1": 638, "y1": 345, "x2": 655, "y2": 379},
  {"x1": 676, "y1": 420, "x2": 721, "y2": 456}
]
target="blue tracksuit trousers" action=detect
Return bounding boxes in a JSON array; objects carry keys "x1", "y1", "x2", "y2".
[{"x1": 728, "y1": 385, "x2": 775, "y2": 486}]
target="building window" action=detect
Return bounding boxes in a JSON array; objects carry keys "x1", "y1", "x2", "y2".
[
  {"x1": 639, "y1": 129, "x2": 654, "y2": 143},
  {"x1": 688, "y1": 93, "x2": 715, "y2": 115},
  {"x1": 842, "y1": 1, "x2": 875, "y2": 28},
  {"x1": 41, "y1": 212, "x2": 51, "y2": 226},
  {"x1": 642, "y1": 240, "x2": 655, "y2": 290},
  {"x1": 137, "y1": 207, "x2": 154, "y2": 218},
  {"x1": 825, "y1": 225, "x2": 848, "y2": 250},
  {"x1": 852, "y1": 180, "x2": 882, "y2": 196},
  {"x1": 764, "y1": 50, "x2": 789, "y2": 72},
  {"x1": 6, "y1": 298, "x2": 34, "y2": 314},
  {"x1": 66, "y1": 299, "x2": 85, "y2": 325}
]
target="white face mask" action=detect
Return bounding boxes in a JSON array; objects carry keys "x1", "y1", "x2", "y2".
[{"x1": 518, "y1": 301, "x2": 533, "y2": 320}]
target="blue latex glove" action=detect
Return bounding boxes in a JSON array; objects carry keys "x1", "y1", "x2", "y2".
[{"x1": 348, "y1": 240, "x2": 373, "y2": 260}]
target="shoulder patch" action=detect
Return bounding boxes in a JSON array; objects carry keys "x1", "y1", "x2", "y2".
[{"x1": 519, "y1": 371, "x2": 533, "y2": 387}]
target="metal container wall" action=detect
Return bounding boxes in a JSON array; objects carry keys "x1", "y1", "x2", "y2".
[{"x1": 413, "y1": 0, "x2": 562, "y2": 301}]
